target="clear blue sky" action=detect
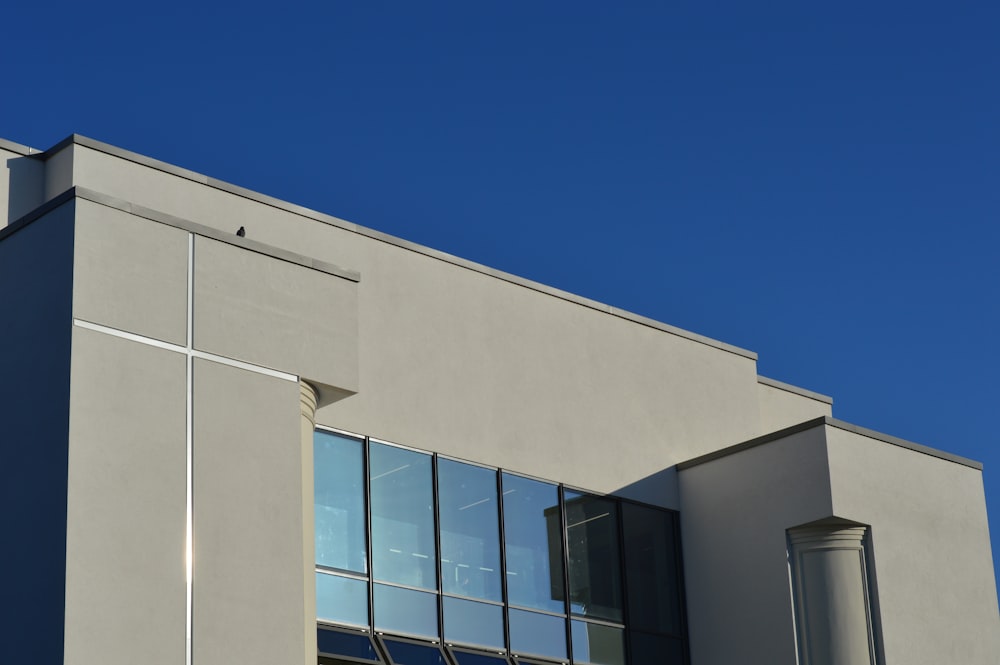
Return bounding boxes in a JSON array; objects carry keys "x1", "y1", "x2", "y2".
[{"x1": 5, "y1": 2, "x2": 999, "y2": 583}]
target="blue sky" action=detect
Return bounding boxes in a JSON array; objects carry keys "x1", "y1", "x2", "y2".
[{"x1": 5, "y1": 2, "x2": 999, "y2": 582}]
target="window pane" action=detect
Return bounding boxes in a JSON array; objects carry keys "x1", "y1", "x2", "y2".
[
  {"x1": 501, "y1": 474, "x2": 565, "y2": 614},
  {"x1": 629, "y1": 631, "x2": 685, "y2": 664},
  {"x1": 565, "y1": 491, "x2": 623, "y2": 622},
  {"x1": 451, "y1": 650, "x2": 511, "y2": 665},
  {"x1": 508, "y1": 608, "x2": 567, "y2": 660},
  {"x1": 317, "y1": 572, "x2": 369, "y2": 627},
  {"x1": 317, "y1": 627, "x2": 381, "y2": 662},
  {"x1": 443, "y1": 596, "x2": 505, "y2": 649},
  {"x1": 438, "y1": 459, "x2": 502, "y2": 602},
  {"x1": 373, "y1": 583, "x2": 438, "y2": 638},
  {"x1": 383, "y1": 639, "x2": 449, "y2": 665},
  {"x1": 315, "y1": 431, "x2": 367, "y2": 573},
  {"x1": 370, "y1": 442, "x2": 437, "y2": 589},
  {"x1": 571, "y1": 621, "x2": 624, "y2": 665},
  {"x1": 622, "y1": 504, "x2": 682, "y2": 636}
]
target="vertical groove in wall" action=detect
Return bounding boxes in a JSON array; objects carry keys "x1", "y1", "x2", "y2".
[{"x1": 186, "y1": 232, "x2": 195, "y2": 665}]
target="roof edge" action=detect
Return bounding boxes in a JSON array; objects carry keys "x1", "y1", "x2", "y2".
[
  {"x1": 34, "y1": 133, "x2": 758, "y2": 361},
  {"x1": 677, "y1": 416, "x2": 982, "y2": 471},
  {"x1": 757, "y1": 375, "x2": 833, "y2": 404},
  {"x1": 0, "y1": 136, "x2": 40, "y2": 155}
]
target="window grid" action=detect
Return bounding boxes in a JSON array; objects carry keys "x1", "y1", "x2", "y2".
[{"x1": 315, "y1": 427, "x2": 689, "y2": 665}]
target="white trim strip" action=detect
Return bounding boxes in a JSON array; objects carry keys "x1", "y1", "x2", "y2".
[
  {"x1": 72, "y1": 319, "x2": 186, "y2": 354},
  {"x1": 190, "y1": 350, "x2": 297, "y2": 382},
  {"x1": 185, "y1": 233, "x2": 194, "y2": 665}
]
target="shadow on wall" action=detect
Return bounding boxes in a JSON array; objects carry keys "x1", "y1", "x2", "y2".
[
  {"x1": 613, "y1": 466, "x2": 681, "y2": 510},
  {"x1": 6, "y1": 155, "x2": 45, "y2": 223}
]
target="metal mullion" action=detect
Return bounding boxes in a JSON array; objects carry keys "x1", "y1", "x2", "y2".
[
  {"x1": 433, "y1": 454, "x2": 445, "y2": 644},
  {"x1": 441, "y1": 592, "x2": 505, "y2": 607},
  {"x1": 315, "y1": 424, "x2": 366, "y2": 441},
  {"x1": 364, "y1": 437, "x2": 376, "y2": 632},
  {"x1": 497, "y1": 470, "x2": 512, "y2": 658},
  {"x1": 506, "y1": 604, "x2": 569, "y2": 619},
  {"x1": 613, "y1": 499, "x2": 631, "y2": 665},
  {"x1": 558, "y1": 486, "x2": 573, "y2": 664}
]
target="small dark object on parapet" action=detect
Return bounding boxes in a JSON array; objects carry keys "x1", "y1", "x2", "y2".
[{"x1": 236, "y1": 226, "x2": 246, "y2": 237}]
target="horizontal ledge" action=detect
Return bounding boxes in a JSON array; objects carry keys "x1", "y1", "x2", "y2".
[{"x1": 757, "y1": 375, "x2": 833, "y2": 404}]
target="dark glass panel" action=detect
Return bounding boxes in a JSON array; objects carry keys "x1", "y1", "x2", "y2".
[
  {"x1": 370, "y1": 442, "x2": 437, "y2": 589},
  {"x1": 508, "y1": 608, "x2": 567, "y2": 660},
  {"x1": 564, "y1": 491, "x2": 623, "y2": 622},
  {"x1": 316, "y1": 571, "x2": 369, "y2": 627},
  {"x1": 501, "y1": 473, "x2": 565, "y2": 614},
  {"x1": 315, "y1": 430, "x2": 367, "y2": 573},
  {"x1": 443, "y1": 596, "x2": 505, "y2": 649},
  {"x1": 373, "y1": 583, "x2": 438, "y2": 638},
  {"x1": 438, "y1": 458, "x2": 502, "y2": 602},
  {"x1": 382, "y1": 639, "x2": 449, "y2": 665},
  {"x1": 621, "y1": 504, "x2": 682, "y2": 636},
  {"x1": 629, "y1": 632, "x2": 685, "y2": 664},
  {"x1": 451, "y1": 649, "x2": 511, "y2": 665},
  {"x1": 317, "y1": 627, "x2": 381, "y2": 662},
  {"x1": 571, "y1": 620, "x2": 625, "y2": 665}
]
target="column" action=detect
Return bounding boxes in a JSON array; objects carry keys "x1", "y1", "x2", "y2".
[{"x1": 788, "y1": 525, "x2": 878, "y2": 665}]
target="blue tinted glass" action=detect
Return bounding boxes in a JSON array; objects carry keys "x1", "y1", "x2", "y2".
[
  {"x1": 501, "y1": 474, "x2": 565, "y2": 613},
  {"x1": 629, "y1": 632, "x2": 685, "y2": 664},
  {"x1": 571, "y1": 621, "x2": 624, "y2": 665},
  {"x1": 373, "y1": 583, "x2": 438, "y2": 638},
  {"x1": 622, "y1": 504, "x2": 682, "y2": 636},
  {"x1": 370, "y1": 443, "x2": 436, "y2": 589},
  {"x1": 443, "y1": 596, "x2": 505, "y2": 649},
  {"x1": 317, "y1": 572, "x2": 369, "y2": 627},
  {"x1": 438, "y1": 459, "x2": 502, "y2": 602},
  {"x1": 315, "y1": 431, "x2": 367, "y2": 573},
  {"x1": 451, "y1": 650, "x2": 510, "y2": 665},
  {"x1": 508, "y1": 608, "x2": 566, "y2": 660},
  {"x1": 565, "y1": 491, "x2": 623, "y2": 622},
  {"x1": 383, "y1": 639, "x2": 449, "y2": 665},
  {"x1": 317, "y1": 627, "x2": 380, "y2": 661}
]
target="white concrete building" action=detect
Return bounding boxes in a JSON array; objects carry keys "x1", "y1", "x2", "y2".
[{"x1": 2, "y1": 134, "x2": 997, "y2": 665}]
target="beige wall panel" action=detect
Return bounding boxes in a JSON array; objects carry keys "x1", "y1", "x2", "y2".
[
  {"x1": 65, "y1": 326, "x2": 187, "y2": 665},
  {"x1": 678, "y1": 428, "x2": 833, "y2": 665},
  {"x1": 757, "y1": 382, "x2": 832, "y2": 434},
  {"x1": 74, "y1": 199, "x2": 188, "y2": 345},
  {"x1": 192, "y1": 359, "x2": 307, "y2": 665},
  {"x1": 1, "y1": 147, "x2": 45, "y2": 226},
  {"x1": 192, "y1": 236, "x2": 358, "y2": 393},
  {"x1": 45, "y1": 143, "x2": 74, "y2": 199},
  {"x1": 75, "y1": 145, "x2": 764, "y2": 504},
  {"x1": 826, "y1": 429, "x2": 1000, "y2": 663}
]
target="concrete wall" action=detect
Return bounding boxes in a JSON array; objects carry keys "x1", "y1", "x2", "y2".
[
  {"x1": 0, "y1": 144, "x2": 44, "y2": 227},
  {"x1": 0, "y1": 201, "x2": 75, "y2": 664},
  {"x1": 677, "y1": 426, "x2": 834, "y2": 665},
  {"x1": 757, "y1": 376, "x2": 832, "y2": 433},
  {"x1": 57, "y1": 140, "x2": 768, "y2": 508},
  {"x1": 827, "y1": 427, "x2": 1000, "y2": 663}
]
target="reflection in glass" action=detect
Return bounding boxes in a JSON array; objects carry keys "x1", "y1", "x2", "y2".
[
  {"x1": 316, "y1": 572, "x2": 368, "y2": 627},
  {"x1": 438, "y1": 459, "x2": 502, "y2": 602},
  {"x1": 451, "y1": 650, "x2": 511, "y2": 665},
  {"x1": 629, "y1": 631, "x2": 685, "y2": 664},
  {"x1": 622, "y1": 503, "x2": 682, "y2": 636},
  {"x1": 370, "y1": 442, "x2": 436, "y2": 589},
  {"x1": 383, "y1": 639, "x2": 449, "y2": 665},
  {"x1": 508, "y1": 608, "x2": 567, "y2": 660},
  {"x1": 501, "y1": 474, "x2": 565, "y2": 613},
  {"x1": 315, "y1": 431, "x2": 367, "y2": 573},
  {"x1": 317, "y1": 627, "x2": 381, "y2": 662},
  {"x1": 571, "y1": 620, "x2": 625, "y2": 665},
  {"x1": 373, "y1": 583, "x2": 438, "y2": 638},
  {"x1": 565, "y1": 491, "x2": 623, "y2": 622},
  {"x1": 443, "y1": 596, "x2": 505, "y2": 649}
]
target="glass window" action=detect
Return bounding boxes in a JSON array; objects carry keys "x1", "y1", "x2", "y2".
[
  {"x1": 317, "y1": 627, "x2": 382, "y2": 662},
  {"x1": 370, "y1": 442, "x2": 437, "y2": 589},
  {"x1": 373, "y1": 583, "x2": 438, "y2": 638},
  {"x1": 508, "y1": 608, "x2": 567, "y2": 660},
  {"x1": 622, "y1": 503, "x2": 682, "y2": 636},
  {"x1": 315, "y1": 431, "x2": 367, "y2": 573},
  {"x1": 571, "y1": 621, "x2": 625, "y2": 665},
  {"x1": 317, "y1": 572, "x2": 369, "y2": 627},
  {"x1": 443, "y1": 596, "x2": 505, "y2": 650},
  {"x1": 501, "y1": 473, "x2": 565, "y2": 614},
  {"x1": 382, "y1": 639, "x2": 449, "y2": 665},
  {"x1": 450, "y1": 649, "x2": 511, "y2": 665},
  {"x1": 565, "y1": 491, "x2": 623, "y2": 622},
  {"x1": 438, "y1": 459, "x2": 502, "y2": 602},
  {"x1": 629, "y1": 631, "x2": 685, "y2": 664}
]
